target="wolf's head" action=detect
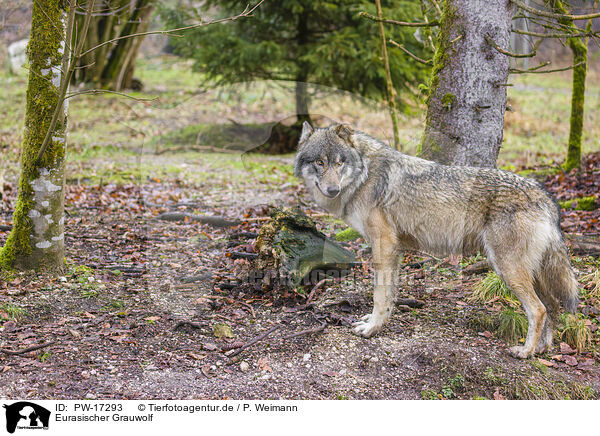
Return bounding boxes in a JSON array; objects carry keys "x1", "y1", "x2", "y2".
[{"x1": 294, "y1": 122, "x2": 366, "y2": 200}]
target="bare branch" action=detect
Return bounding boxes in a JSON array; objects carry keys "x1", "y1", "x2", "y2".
[
  {"x1": 509, "y1": 61, "x2": 585, "y2": 74},
  {"x1": 359, "y1": 11, "x2": 439, "y2": 27},
  {"x1": 511, "y1": 27, "x2": 599, "y2": 39},
  {"x1": 388, "y1": 39, "x2": 432, "y2": 65},
  {"x1": 64, "y1": 89, "x2": 158, "y2": 101},
  {"x1": 80, "y1": 0, "x2": 265, "y2": 58},
  {"x1": 485, "y1": 35, "x2": 542, "y2": 58},
  {"x1": 511, "y1": 0, "x2": 600, "y2": 21}
]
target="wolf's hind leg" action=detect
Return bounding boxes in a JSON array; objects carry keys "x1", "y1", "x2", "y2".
[
  {"x1": 495, "y1": 264, "x2": 547, "y2": 359},
  {"x1": 353, "y1": 215, "x2": 400, "y2": 338}
]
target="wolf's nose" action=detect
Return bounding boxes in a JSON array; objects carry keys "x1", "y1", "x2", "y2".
[{"x1": 326, "y1": 186, "x2": 340, "y2": 197}]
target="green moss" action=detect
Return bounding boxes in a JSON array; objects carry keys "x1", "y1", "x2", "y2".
[
  {"x1": 0, "y1": 0, "x2": 67, "y2": 271},
  {"x1": 549, "y1": 0, "x2": 588, "y2": 172},
  {"x1": 418, "y1": 0, "x2": 457, "y2": 155},
  {"x1": 441, "y1": 93, "x2": 456, "y2": 110},
  {"x1": 334, "y1": 228, "x2": 362, "y2": 242},
  {"x1": 558, "y1": 196, "x2": 597, "y2": 211}
]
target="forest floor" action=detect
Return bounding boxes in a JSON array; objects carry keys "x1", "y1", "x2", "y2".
[{"x1": 0, "y1": 57, "x2": 599, "y2": 400}]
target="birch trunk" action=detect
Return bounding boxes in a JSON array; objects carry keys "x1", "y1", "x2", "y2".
[
  {"x1": 420, "y1": 0, "x2": 513, "y2": 168},
  {"x1": 0, "y1": 0, "x2": 68, "y2": 271}
]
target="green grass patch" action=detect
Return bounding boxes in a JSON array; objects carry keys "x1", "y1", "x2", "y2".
[
  {"x1": 557, "y1": 313, "x2": 591, "y2": 353},
  {"x1": 496, "y1": 308, "x2": 528, "y2": 344},
  {"x1": 470, "y1": 272, "x2": 519, "y2": 306},
  {"x1": 0, "y1": 303, "x2": 27, "y2": 321},
  {"x1": 334, "y1": 228, "x2": 362, "y2": 242},
  {"x1": 558, "y1": 196, "x2": 597, "y2": 211}
]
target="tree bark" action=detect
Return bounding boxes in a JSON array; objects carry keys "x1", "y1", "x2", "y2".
[
  {"x1": 420, "y1": 0, "x2": 513, "y2": 168},
  {"x1": 0, "y1": 0, "x2": 68, "y2": 271}
]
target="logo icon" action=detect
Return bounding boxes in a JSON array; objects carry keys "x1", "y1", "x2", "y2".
[{"x1": 3, "y1": 402, "x2": 50, "y2": 434}]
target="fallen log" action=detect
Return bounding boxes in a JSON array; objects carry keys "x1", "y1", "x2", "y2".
[{"x1": 252, "y1": 208, "x2": 357, "y2": 289}]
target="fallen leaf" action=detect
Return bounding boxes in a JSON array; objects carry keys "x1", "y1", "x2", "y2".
[
  {"x1": 493, "y1": 388, "x2": 505, "y2": 400},
  {"x1": 560, "y1": 342, "x2": 576, "y2": 355},
  {"x1": 564, "y1": 355, "x2": 578, "y2": 366},
  {"x1": 537, "y1": 358, "x2": 555, "y2": 367}
]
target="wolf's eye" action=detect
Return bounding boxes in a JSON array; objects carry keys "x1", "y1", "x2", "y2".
[
  {"x1": 315, "y1": 160, "x2": 324, "y2": 167},
  {"x1": 337, "y1": 161, "x2": 344, "y2": 167}
]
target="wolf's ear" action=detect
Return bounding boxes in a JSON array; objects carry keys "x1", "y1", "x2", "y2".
[
  {"x1": 299, "y1": 121, "x2": 314, "y2": 144},
  {"x1": 335, "y1": 123, "x2": 354, "y2": 142}
]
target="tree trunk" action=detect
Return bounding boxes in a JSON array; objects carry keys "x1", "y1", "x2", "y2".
[
  {"x1": 0, "y1": 0, "x2": 68, "y2": 271},
  {"x1": 548, "y1": 0, "x2": 587, "y2": 172},
  {"x1": 375, "y1": 0, "x2": 401, "y2": 150},
  {"x1": 74, "y1": 0, "x2": 154, "y2": 90},
  {"x1": 420, "y1": 0, "x2": 513, "y2": 168}
]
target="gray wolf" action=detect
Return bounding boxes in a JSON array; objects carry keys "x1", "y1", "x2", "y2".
[{"x1": 294, "y1": 122, "x2": 579, "y2": 359}]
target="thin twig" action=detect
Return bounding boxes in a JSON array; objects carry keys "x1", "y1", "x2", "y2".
[
  {"x1": 388, "y1": 39, "x2": 432, "y2": 64},
  {"x1": 306, "y1": 278, "x2": 330, "y2": 304},
  {"x1": 227, "y1": 325, "x2": 281, "y2": 357},
  {"x1": 359, "y1": 11, "x2": 439, "y2": 27},
  {"x1": 0, "y1": 341, "x2": 56, "y2": 356},
  {"x1": 485, "y1": 35, "x2": 542, "y2": 58},
  {"x1": 80, "y1": 0, "x2": 265, "y2": 58},
  {"x1": 283, "y1": 322, "x2": 327, "y2": 340},
  {"x1": 511, "y1": 0, "x2": 600, "y2": 21},
  {"x1": 511, "y1": 27, "x2": 598, "y2": 39},
  {"x1": 509, "y1": 61, "x2": 585, "y2": 74},
  {"x1": 64, "y1": 89, "x2": 158, "y2": 101}
]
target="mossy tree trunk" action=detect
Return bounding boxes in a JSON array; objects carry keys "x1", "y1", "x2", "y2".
[
  {"x1": 547, "y1": 0, "x2": 587, "y2": 172},
  {"x1": 0, "y1": 0, "x2": 68, "y2": 271},
  {"x1": 420, "y1": 0, "x2": 513, "y2": 168},
  {"x1": 74, "y1": 0, "x2": 155, "y2": 91}
]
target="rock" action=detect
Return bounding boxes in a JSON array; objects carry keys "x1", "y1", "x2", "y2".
[
  {"x1": 8, "y1": 39, "x2": 28, "y2": 74},
  {"x1": 240, "y1": 361, "x2": 250, "y2": 372}
]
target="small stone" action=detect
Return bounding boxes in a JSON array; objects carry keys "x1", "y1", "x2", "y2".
[
  {"x1": 240, "y1": 361, "x2": 250, "y2": 372},
  {"x1": 303, "y1": 353, "x2": 311, "y2": 362},
  {"x1": 202, "y1": 343, "x2": 218, "y2": 351}
]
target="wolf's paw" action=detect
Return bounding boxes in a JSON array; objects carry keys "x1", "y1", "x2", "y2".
[
  {"x1": 352, "y1": 314, "x2": 382, "y2": 338},
  {"x1": 509, "y1": 345, "x2": 534, "y2": 359}
]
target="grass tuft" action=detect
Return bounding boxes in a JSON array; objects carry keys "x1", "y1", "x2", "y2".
[
  {"x1": 495, "y1": 308, "x2": 528, "y2": 344},
  {"x1": 558, "y1": 313, "x2": 591, "y2": 353},
  {"x1": 580, "y1": 269, "x2": 600, "y2": 301},
  {"x1": 470, "y1": 272, "x2": 519, "y2": 306}
]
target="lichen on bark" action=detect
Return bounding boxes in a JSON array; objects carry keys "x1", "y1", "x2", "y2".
[{"x1": 0, "y1": 0, "x2": 67, "y2": 271}]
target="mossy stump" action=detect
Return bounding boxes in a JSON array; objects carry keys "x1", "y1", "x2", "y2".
[{"x1": 253, "y1": 208, "x2": 356, "y2": 291}]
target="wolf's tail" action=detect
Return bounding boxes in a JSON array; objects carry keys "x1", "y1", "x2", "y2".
[{"x1": 535, "y1": 239, "x2": 579, "y2": 318}]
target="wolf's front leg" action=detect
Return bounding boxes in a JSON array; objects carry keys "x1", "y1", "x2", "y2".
[{"x1": 353, "y1": 227, "x2": 400, "y2": 338}]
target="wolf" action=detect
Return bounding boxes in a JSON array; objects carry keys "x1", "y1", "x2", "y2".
[{"x1": 294, "y1": 122, "x2": 579, "y2": 359}]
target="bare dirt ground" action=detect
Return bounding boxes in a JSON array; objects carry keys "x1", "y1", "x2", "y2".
[{"x1": 1, "y1": 151, "x2": 599, "y2": 400}]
